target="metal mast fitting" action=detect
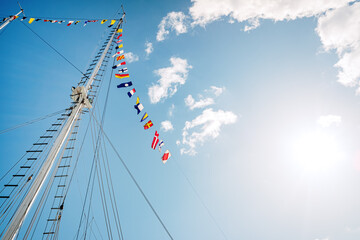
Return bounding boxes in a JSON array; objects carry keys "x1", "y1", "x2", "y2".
[
  {"x1": 0, "y1": 2, "x2": 25, "y2": 31},
  {"x1": 3, "y1": 13, "x2": 124, "y2": 240}
]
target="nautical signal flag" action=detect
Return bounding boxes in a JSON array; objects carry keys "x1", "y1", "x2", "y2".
[
  {"x1": 116, "y1": 55, "x2": 125, "y2": 61},
  {"x1": 116, "y1": 39, "x2": 123, "y2": 44},
  {"x1": 115, "y1": 44, "x2": 123, "y2": 49},
  {"x1": 117, "y1": 81, "x2": 132, "y2": 88},
  {"x1": 21, "y1": 17, "x2": 27, "y2": 21},
  {"x1": 144, "y1": 120, "x2": 153, "y2": 130},
  {"x1": 127, "y1": 88, "x2": 136, "y2": 98},
  {"x1": 74, "y1": 21, "x2": 80, "y2": 25},
  {"x1": 116, "y1": 34, "x2": 122, "y2": 39},
  {"x1": 67, "y1": 21, "x2": 74, "y2": 26},
  {"x1": 162, "y1": 150, "x2": 171, "y2": 163},
  {"x1": 158, "y1": 140, "x2": 164, "y2": 152},
  {"x1": 141, "y1": 113, "x2": 148, "y2": 122},
  {"x1": 117, "y1": 28, "x2": 123, "y2": 33},
  {"x1": 29, "y1": 18, "x2": 35, "y2": 24},
  {"x1": 115, "y1": 73, "x2": 129, "y2": 79},
  {"x1": 101, "y1": 19, "x2": 107, "y2": 24},
  {"x1": 112, "y1": 62, "x2": 126, "y2": 69},
  {"x1": 112, "y1": 50, "x2": 124, "y2": 57},
  {"x1": 118, "y1": 68, "x2": 128, "y2": 73},
  {"x1": 151, "y1": 131, "x2": 160, "y2": 149},
  {"x1": 108, "y1": 19, "x2": 116, "y2": 27},
  {"x1": 135, "y1": 103, "x2": 144, "y2": 115}
]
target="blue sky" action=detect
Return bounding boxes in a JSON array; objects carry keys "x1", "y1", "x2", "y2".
[{"x1": 1, "y1": 0, "x2": 360, "y2": 239}]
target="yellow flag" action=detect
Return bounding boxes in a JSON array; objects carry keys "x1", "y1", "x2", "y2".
[
  {"x1": 101, "y1": 19, "x2": 107, "y2": 24},
  {"x1": 116, "y1": 44, "x2": 123, "y2": 49},
  {"x1": 136, "y1": 97, "x2": 140, "y2": 105},
  {"x1": 13, "y1": 16, "x2": 19, "y2": 20},
  {"x1": 29, "y1": 18, "x2": 35, "y2": 24},
  {"x1": 110, "y1": 19, "x2": 116, "y2": 25},
  {"x1": 117, "y1": 28, "x2": 123, "y2": 33}
]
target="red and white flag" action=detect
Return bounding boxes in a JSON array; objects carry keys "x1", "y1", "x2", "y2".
[
  {"x1": 162, "y1": 150, "x2": 171, "y2": 164},
  {"x1": 151, "y1": 131, "x2": 159, "y2": 149},
  {"x1": 67, "y1": 21, "x2": 74, "y2": 26},
  {"x1": 112, "y1": 50, "x2": 124, "y2": 58},
  {"x1": 116, "y1": 39, "x2": 123, "y2": 44}
]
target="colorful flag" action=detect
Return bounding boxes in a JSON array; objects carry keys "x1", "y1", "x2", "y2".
[
  {"x1": 135, "y1": 103, "x2": 144, "y2": 115},
  {"x1": 51, "y1": 20, "x2": 58, "y2": 23},
  {"x1": 112, "y1": 62, "x2": 126, "y2": 69},
  {"x1": 74, "y1": 21, "x2": 80, "y2": 25},
  {"x1": 115, "y1": 73, "x2": 129, "y2": 79},
  {"x1": 112, "y1": 50, "x2": 124, "y2": 57},
  {"x1": 115, "y1": 44, "x2": 123, "y2": 49},
  {"x1": 151, "y1": 131, "x2": 160, "y2": 149},
  {"x1": 29, "y1": 18, "x2": 35, "y2": 24},
  {"x1": 162, "y1": 150, "x2": 171, "y2": 163},
  {"x1": 35, "y1": 19, "x2": 41, "y2": 21},
  {"x1": 83, "y1": 20, "x2": 88, "y2": 26},
  {"x1": 20, "y1": 17, "x2": 27, "y2": 21},
  {"x1": 108, "y1": 19, "x2": 116, "y2": 27},
  {"x1": 144, "y1": 120, "x2": 153, "y2": 130},
  {"x1": 118, "y1": 68, "x2": 128, "y2": 73},
  {"x1": 116, "y1": 39, "x2": 123, "y2": 44},
  {"x1": 12, "y1": 16, "x2": 19, "y2": 20},
  {"x1": 44, "y1": 20, "x2": 50, "y2": 22},
  {"x1": 67, "y1": 21, "x2": 74, "y2": 26},
  {"x1": 117, "y1": 28, "x2": 123, "y2": 33},
  {"x1": 141, "y1": 113, "x2": 148, "y2": 122},
  {"x1": 127, "y1": 88, "x2": 136, "y2": 98},
  {"x1": 116, "y1": 34, "x2": 122, "y2": 39},
  {"x1": 101, "y1": 19, "x2": 107, "y2": 24},
  {"x1": 58, "y1": 20, "x2": 65, "y2": 24},
  {"x1": 158, "y1": 140, "x2": 164, "y2": 152},
  {"x1": 116, "y1": 55, "x2": 125, "y2": 61},
  {"x1": 117, "y1": 81, "x2": 132, "y2": 88}
]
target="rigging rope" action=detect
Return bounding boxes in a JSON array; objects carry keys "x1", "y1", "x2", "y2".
[
  {"x1": 89, "y1": 110, "x2": 174, "y2": 240},
  {"x1": 20, "y1": 21, "x2": 90, "y2": 80},
  {"x1": 0, "y1": 109, "x2": 65, "y2": 135}
]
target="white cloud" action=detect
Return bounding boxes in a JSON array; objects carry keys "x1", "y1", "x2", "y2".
[
  {"x1": 316, "y1": 2, "x2": 360, "y2": 91},
  {"x1": 185, "y1": 94, "x2": 215, "y2": 110},
  {"x1": 180, "y1": 108, "x2": 237, "y2": 155},
  {"x1": 145, "y1": 41, "x2": 153, "y2": 56},
  {"x1": 161, "y1": 120, "x2": 174, "y2": 132},
  {"x1": 317, "y1": 115, "x2": 342, "y2": 128},
  {"x1": 314, "y1": 238, "x2": 329, "y2": 240},
  {"x1": 209, "y1": 86, "x2": 225, "y2": 96},
  {"x1": 148, "y1": 57, "x2": 192, "y2": 104},
  {"x1": 189, "y1": 0, "x2": 350, "y2": 28},
  {"x1": 124, "y1": 52, "x2": 139, "y2": 63},
  {"x1": 157, "y1": 11, "x2": 188, "y2": 41}
]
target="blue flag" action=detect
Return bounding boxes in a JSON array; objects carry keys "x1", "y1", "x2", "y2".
[{"x1": 117, "y1": 81, "x2": 132, "y2": 88}]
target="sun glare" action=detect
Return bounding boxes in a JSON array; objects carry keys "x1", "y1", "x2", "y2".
[{"x1": 293, "y1": 131, "x2": 342, "y2": 171}]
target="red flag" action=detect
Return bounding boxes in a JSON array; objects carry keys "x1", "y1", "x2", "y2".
[
  {"x1": 116, "y1": 34, "x2": 123, "y2": 40},
  {"x1": 116, "y1": 55, "x2": 125, "y2": 61},
  {"x1": 144, "y1": 120, "x2": 153, "y2": 130},
  {"x1": 151, "y1": 131, "x2": 159, "y2": 149},
  {"x1": 162, "y1": 150, "x2": 171, "y2": 163},
  {"x1": 67, "y1": 21, "x2": 74, "y2": 26},
  {"x1": 120, "y1": 61, "x2": 126, "y2": 66}
]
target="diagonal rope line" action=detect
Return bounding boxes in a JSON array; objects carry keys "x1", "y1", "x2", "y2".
[
  {"x1": 89, "y1": 110, "x2": 174, "y2": 240},
  {"x1": 0, "y1": 109, "x2": 65, "y2": 135},
  {"x1": 20, "y1": 21, "x2": 90, "y2": 80}
]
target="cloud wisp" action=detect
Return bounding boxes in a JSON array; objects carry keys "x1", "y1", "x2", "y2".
[
  {"x1": 185, "y1": 95, "x2": 215, "y2": 110},
  {"x1": 148, "y1": 57, "x2": 192, "y2": 104},
  {"x1": 181, "y1": 108, "x2": 237, "y2": 155},
  {"x1": 145, "y1": 41, "x2": 153, "y2": 56},
  {"x1": 317, "y1": 115, "x2": 342, "y2": 128},
  {"x1": 124, "y1": 52, "x2": 139, "y2": 63},
  {"x1": 157, "y1": 12, "x2": 188, "y2": 41},
  {"x1": 161, "y1": 120, "x2": 174, "y2": 132}
]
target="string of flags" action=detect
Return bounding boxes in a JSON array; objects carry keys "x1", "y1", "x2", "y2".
[
  {"x1": 113, "y1": 28, "x2": 172, "y2": 164},
  {"x1": 2, "y1": 15, "x2": 119, "y2": 27}
]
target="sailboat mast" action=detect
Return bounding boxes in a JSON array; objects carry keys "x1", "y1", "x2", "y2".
[{"x1": 3, "y1": 13, "x2": 124, "y2": 240}]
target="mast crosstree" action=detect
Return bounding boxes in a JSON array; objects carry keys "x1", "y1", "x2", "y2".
[{"x1": 2, "y1": 13, "x2": 125, "y2": 240}]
